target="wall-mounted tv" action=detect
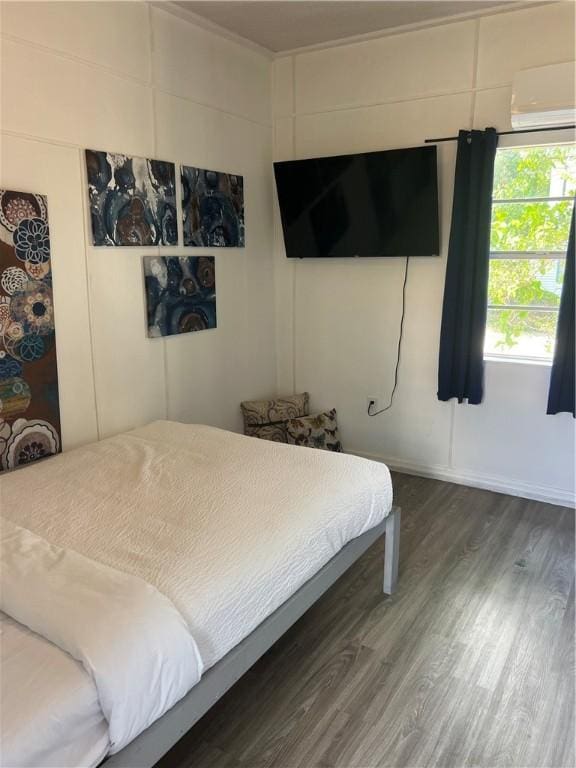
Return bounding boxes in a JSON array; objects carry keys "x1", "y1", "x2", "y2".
[{"x1": 273, "y1": 145, "x2": 439, "y2": 258}]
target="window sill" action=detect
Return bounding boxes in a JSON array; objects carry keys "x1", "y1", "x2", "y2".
[{"x1": 484, "y1": 355, "x2": 552, "y2": 367}]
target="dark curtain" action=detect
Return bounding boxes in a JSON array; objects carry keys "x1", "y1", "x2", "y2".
[
  {"x1": 547, "y1": 205, "x2": 575, "y2": 417},
  {"x1": 438, "y1": 128, "x2": 498, "y2": 404}
]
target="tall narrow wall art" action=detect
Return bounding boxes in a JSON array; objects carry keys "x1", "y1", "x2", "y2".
[{"x1": 0, "y1": 190, "x2": 61, "y2": 470}]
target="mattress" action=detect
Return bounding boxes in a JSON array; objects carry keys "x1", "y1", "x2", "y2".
[{"x1": 1, "y1": 421, "x2": 393, "y2": 766}]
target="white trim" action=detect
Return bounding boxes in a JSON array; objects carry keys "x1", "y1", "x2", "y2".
[
  {"x1": 277, "y1": 83, "x2": 511, "y2": 121},
  {"x1": 498, "y1": 126, "x2": 576, "y2": 148},
  {"x1": 153, "y1": 1, "x2": 274, "y2": 59},
  {"x1": 490, "y1": 251, "x2": 567, "y2": 259},
  {"x1": 487, "y1": 304, "x2": 559, "y2": 311},
  {"x1": 352, "y1": 450, "x2": 575, "y2": 509},
  {"x1": 468, "y1": 18, "x2": 480, "y2": 129},
  {"x1": 494, "y1": 196, "x2": 575, "y2": 204},
  {"x1": 155, "y1": 0, "x2": 552, "y2": 60},
  {"x1": 274, "y1": 1, "x2": 550, "y2": 57},
  {"x1": 0, "y1": 31, "x2": 152, "y2": 88},
  {"x1": 77, "y1": 147, "x2": 101, "y2": 445},
  {"x1": 0, "y1": 34, "x2": 271, "y2": 130},
  {"x1": 484, "y1": 354, "x2": 552, "y2": 367}
]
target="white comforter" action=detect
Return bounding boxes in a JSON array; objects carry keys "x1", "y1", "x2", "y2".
[
  {"x1": 1, "y1": 612, "x2": 109, "y2": 768},
  {"x1": 0, "y1": 421, "x2": 393, "y2": 766},
  {"x1": 1, "y1": 519, "x2": 203, "y2": 754}
]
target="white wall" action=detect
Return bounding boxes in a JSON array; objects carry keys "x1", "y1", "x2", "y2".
[
  {"x1": 272, "y1": 2, "x2": 576, "y2": 506},
  {"x1": 2, "y1": 1, "x2": 573, "y2": 506},
  {"x1": 0, "y1": 1, "x2": 277, "y2": 446}
]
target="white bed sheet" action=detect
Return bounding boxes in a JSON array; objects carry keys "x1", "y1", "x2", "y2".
[
  {"x1": 0, "y1": 613, "x2": 109, "y2": 768},
  {"x1": 1, "y1": 421, "x2": 393, "y2": 767},
  {"x1": 1, "y1": 518, "x2": 203, "y2": 756}
]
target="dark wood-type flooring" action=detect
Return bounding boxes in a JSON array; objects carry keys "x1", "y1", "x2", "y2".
[{"x1": 158, "y1": 474, "x2": 575, "y2": 768}]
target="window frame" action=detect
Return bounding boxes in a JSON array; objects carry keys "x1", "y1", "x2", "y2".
[{"x1": 485, "y1": 129, "x2": 576, "y2": 365}]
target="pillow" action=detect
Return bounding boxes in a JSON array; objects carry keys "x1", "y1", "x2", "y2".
[
  {"x1": 285, "y1": 409, "x2": 342, "y2": 452},
  {"x1": 240, "y1": 392, "x2": 309, "y2": 442},
  {"x1": 245, "y1": 423, "x2": 288, "y2": 443}
]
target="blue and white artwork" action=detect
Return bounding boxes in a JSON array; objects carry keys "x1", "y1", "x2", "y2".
[
  {"x1": 181, "y1": 165, "x2": 244, "y2": 247},
  {"x1": 144, "y1": 256, "x2": 217, "y2": 338},
  {"x1": 86, "y1": 150, "x2": 177, "y2": 246}
]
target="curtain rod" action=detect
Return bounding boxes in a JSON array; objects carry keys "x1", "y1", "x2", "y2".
[{"x1": 425, "y1": 125, "x2": 576, "y2": 143}]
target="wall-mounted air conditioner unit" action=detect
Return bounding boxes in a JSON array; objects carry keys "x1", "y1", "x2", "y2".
[{"x1": 511, "y1": 62, "x2": 575, "y2": 130}]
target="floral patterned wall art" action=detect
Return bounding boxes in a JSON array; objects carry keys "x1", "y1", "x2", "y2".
[
  {"x1": 86, "y1": 150, "x2": 177, "y2": 246},
  {"x1": 144, "y1": 255, "x2": 217, "y2": 338},
  {"x1": 181, "y1": 165, "x2": 244, "y2": 247},
  {"x1": 0, "y1": 190, "x2": 61, "y2": 471}
]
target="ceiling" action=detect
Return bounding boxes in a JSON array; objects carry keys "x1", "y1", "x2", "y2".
[{"x1": 175, "y1": 1, "x2": 532, "y2": 52}]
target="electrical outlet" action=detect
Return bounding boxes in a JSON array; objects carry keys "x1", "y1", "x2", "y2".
[{"x1": 367, "y1": 396, "x2": 379, "y2": 412}]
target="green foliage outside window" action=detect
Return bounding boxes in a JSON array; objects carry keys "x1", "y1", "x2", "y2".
[
  {"x1": 492, "y1": 145, "x2": 576, "y2": 200},
  {"x1": 486, "y1": 145, "x2": 575, "y2": 358}
]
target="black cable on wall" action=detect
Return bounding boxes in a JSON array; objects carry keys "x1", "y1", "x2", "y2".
[{"x1": 368, "y1": 256, "x2": 409, "y2": 416}]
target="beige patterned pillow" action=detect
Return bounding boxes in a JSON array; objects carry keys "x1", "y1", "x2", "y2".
[
  {"x1": 285, "y1": 409, "x2": 342, "y2": 452},
  {"x1": 245, "y1": 423, "x2": 288, "y2": 443},
  {"x1": 240, "y1": 392, "x2": 309, "y2": 442}
]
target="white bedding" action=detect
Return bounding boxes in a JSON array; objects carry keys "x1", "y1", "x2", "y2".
[
  {"x1": 1, "y1": 613, "x2": 109, "y2": 768},
  {"x1": 0, "y1": 421, "x2": 393, "y2": 767},
  {"x1": 1, "y1": 519, "x2": 203, "y2": 754}
]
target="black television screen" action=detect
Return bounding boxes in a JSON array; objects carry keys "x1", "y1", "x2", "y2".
[{"x1": 273, "y1": 145, "x2": 439, "y2": 258}]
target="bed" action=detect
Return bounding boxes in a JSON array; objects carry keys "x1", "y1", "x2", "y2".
[{"x1": 0, "y1": 420, "x2": 399, "y2": 768}]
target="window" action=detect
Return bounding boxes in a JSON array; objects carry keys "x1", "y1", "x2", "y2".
[{"x1": 485, "y1": 143, "x2": 576, "y2": 361}]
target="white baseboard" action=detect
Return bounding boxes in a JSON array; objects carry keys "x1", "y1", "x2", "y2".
[{"x1": 351, "y1": 450, "x2": 575, "y2": 509}]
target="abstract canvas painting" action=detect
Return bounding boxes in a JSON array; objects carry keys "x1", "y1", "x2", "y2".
[
  {"x1": 86, "y1": 150, "x2": 177, "y2": 246},
  {"x1": 181, "y1": 165, "x2": 244, "y2": 247},
  {"x1": 144, "y1": 256, "x2": 217, "y2": 338},
  {"x1": 0, "y1": 190, "x2": 61, "y2": 471}
]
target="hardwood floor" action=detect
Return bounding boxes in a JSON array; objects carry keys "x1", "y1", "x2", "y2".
[{"x1": 158, "y1": 474, "x2": 575, "y2": 768}]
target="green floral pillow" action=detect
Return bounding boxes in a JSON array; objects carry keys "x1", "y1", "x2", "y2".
[{"x1": 285, "y1": 409, "x2": 342, "y2": 452}]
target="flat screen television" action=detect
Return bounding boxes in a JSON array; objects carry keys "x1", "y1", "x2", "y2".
[{"x1": 273, "y1": 145, "x2": 439, "y2": 258}]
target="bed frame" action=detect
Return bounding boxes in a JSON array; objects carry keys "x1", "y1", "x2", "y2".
[{"x1": 105, "y1": 506, "x2": 401, "y2": 768}]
